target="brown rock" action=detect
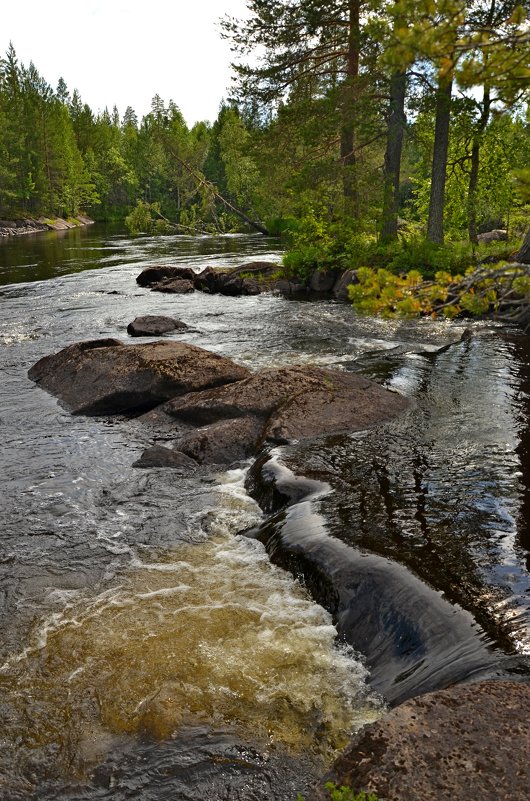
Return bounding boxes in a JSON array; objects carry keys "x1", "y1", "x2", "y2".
[
  {"x1": 127, "y1": 315, "x2": 189, "y2": 337},
  {"x1": 136, "y1": 265, "x2": 196, "y2": 286},
  {"x1": 272, "y1": 278, "x2": 307, "y2": 295},
  {"x1": 332, "y1": 269, "x2": 358, "y2": 300},
  {"x1": 179, "y1": 416, "x2": 263, "y2": 464},
  {"x1": 158, "y1": 366, "x2": 331, "y2": 425},
  {"x1": 143, "y1": 366, "x2": 409, "y2": 462},
  {"x1": 263, "y1": 369, "x2": 409, "y2": 443},
  {"x1": 132, "y1": 446, "x2": 197, "y2": 470},
  {"x1": 151, "y1": 278, "x2": 195, "y2": 294},
  {"x1": 28, "y1": 339, "x2": 250, "y2": 416},
  {"x1": 193, "y1": 266, "x2": 219, "y2": 293},
  {"x1": 319, "y1": 680, "x2": 530, "y2": 801}
]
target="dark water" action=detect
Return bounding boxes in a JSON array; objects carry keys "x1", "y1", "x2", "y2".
[{"x1": 0, "y1": 226, "x2": 529, "y2": 799}]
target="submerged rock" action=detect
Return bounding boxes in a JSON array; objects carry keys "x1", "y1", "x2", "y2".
[
  {"x1": 127, "y1": 315, "x2": 189, "y2": 337},
  {"x1": 319, "y1": 680, "x2": 530, "y2": 801},
  {"x1": 28, "y1": 339, "x2": 250, "y2": 416},
  {"x1": 244, "y1": 453, "x2": 498, "y2": 706}
]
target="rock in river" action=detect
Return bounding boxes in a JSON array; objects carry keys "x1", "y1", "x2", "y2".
[
  {"x1": 28, "y1": 339, "x2": 250, "y2": 416},
  {"x1": 141, "y1": 366, "x2": 409, "y2": 463},
  {"x1": 127, "y1": 315, "x2": 189, "y2": 337},
  {"x1": 318, "y1": 679, "x2": 530, "y2": 801}
]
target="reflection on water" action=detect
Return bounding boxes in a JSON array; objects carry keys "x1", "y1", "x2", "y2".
[
  {"x1": 286, "y1": 331, "x2": 530, "y2": 655},
  {"x1": 0, "y1": 227, "x2": 529, "y2": 798},
  {"x1": 0, "y1": 225, "x2": 283, "y2": 286}
]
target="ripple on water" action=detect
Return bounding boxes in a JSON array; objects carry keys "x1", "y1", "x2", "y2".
[{"x1": 0, "y1": 530, "x2": 380, "y2": 790}]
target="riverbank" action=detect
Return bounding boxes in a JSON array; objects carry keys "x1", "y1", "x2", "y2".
[{"x1": 0, "y1": 214, "x2": 94, "y2": 238}]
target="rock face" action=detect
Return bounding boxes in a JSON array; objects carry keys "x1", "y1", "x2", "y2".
[
  {"x1": 179, "y1": 416, "x2": 263, "y2": 465},
  {"x1": 127, "y1": 316, "x2": 189, "y2": 337},
  {"x1": 140, "y1": 366, "x2": 409, "y2": 463},
  {"x1": 318, "y1": 680, "x2": 530, "y2": 801},
  {"x1": 28, "y1": 339, "x2": 250, "y2": 416},
  {"x1": 262, "y1": 369, "x2": 408, "y2": 444}
]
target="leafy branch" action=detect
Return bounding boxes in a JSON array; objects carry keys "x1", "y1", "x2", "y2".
[{"x1": 348, "y1": 263, "x2": 530, "y2": 330}]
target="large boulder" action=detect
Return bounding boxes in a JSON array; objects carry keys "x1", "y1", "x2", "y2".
[
  {"x1": 141, "y1": 366, "x2": 409, "y2": 463},
  {"x1": 264, "y1": 370, "x2": 409, "y2": 443},
  {"x1": 309, "y1": 270, "x2": 338, "y2": 293},
  {"x1": 318, "y1": 680, "x2": 530, "y2": 801},
  {"x1": 28, "y1": 339, "x2": 250, "y2": 416},
  {"x1": 127, "y1": 316, "x2": 189, "y2": 337}
]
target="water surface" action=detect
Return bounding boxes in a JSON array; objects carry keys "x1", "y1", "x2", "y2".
[{"x1": 0, "y1": 226, "x2": 529, "y2": 799}]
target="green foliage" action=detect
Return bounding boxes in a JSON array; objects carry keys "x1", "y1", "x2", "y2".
[
  {"x1": 296, "y1": 783, "x2": 378, "y2": 801},
  {"x1": 265, "y1": 216, "x2": 300, "y2": 237},
  {"x1": 124, "y1": 200, "x2": 171, "y2": 234},
  {"x1": 324, "y1": 782, "x2": 378, "y2": 801},
  {"x1": 348, "y1": 262, "x2": 529, "y2": 324},
  {"x1": 282, "y1": 207, "x2": 379, "y2": 279}
]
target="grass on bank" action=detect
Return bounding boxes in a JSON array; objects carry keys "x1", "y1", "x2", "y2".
[
  {"x1": 297, "y1": 782, "x2": 378, "y2": 801},
  {"x1": 278, "y1": 214, "x2": 529, "y2": 325}
]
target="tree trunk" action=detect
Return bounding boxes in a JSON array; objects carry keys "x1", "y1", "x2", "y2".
[
  {"x1": 467, "y1": 85, "x2": 491, "y2": 245},
  {"x1": 426, "y1": 76, "x2": 453, "y2": 245},
  {"x1": 380, "y1": 69, "x2": 407, "y2": 243},
  {"x1": 340, "y1": 0, "x2": 360, "y2": 216},
  {"x1": 516, "y1": 226, "x2": 530, "y2": 263}
]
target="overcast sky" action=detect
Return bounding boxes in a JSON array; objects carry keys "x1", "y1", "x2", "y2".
[{"x1": 1, "y1": 1, "x2": 249, "y2": 125}]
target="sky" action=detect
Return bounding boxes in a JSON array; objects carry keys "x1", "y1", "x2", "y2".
[{"x1": 1, "y1": 1, "x2": 249, "y2": 126}]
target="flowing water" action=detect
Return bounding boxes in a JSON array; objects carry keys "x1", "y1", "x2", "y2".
[{"x1": 0, "y1": 225, "x2": 529, "y2": 799}]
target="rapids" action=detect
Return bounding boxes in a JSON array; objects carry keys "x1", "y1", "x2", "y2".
[{"x1": 0, "y1": 226, "x2": 529, "y2": 799}]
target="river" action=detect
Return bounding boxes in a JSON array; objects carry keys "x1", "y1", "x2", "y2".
[{"x1": 0, "y1": 225, "x2": 529, "y2": 800}]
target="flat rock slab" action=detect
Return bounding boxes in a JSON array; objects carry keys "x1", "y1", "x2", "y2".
[
  {"x1": 127, "y1": 316, "x2": 189, "y2": 337},
  {"x1": 141, "y1": 366, "x2": 409, "y2": 463},
  {"x1": 264, "y1": 370, "x2": 409, "y2": 444},
  {"x1": 319, "y1": 680, "x2": 530, "y2": 801},
  {"x1": 28, "y1": 339, "x2": 250, "y2": 416}
]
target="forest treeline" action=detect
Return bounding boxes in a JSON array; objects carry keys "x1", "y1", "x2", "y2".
[{"x1": 1, "y1": 1, "x2": 530, "y2": 272}]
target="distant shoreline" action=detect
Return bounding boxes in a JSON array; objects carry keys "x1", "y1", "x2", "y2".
[{"x1": 0, "y1": 215, "x2": 94, "y2": 239}]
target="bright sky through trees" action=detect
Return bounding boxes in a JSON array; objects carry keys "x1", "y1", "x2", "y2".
[{"x1": 1, "y1": 1, "x2": 248, "y2": 125}]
